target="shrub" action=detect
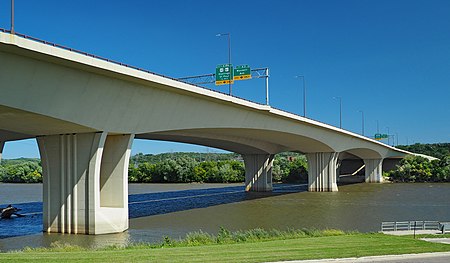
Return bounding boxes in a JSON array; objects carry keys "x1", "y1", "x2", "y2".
[{"x1": 184, "y1": 230, "x2": 214, "y2": 246}]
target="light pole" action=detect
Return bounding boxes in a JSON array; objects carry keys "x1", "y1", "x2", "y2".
[
  {"x1": 396, "y1": 132, "x2": 399, "y2": 146},
  {"x1": 294, "y1": 75, "x2": 306, "y2": 117},
  {"x1": 333, "y1": 97, "x2": 342, "y2": 129},
  {"x1": 216, "y1": 33, "x2": 232, "y2": 95},
  {"x1": 11, "y1": 0, "x2": 15, "y2": 34},
  {"x1": 376, "y1": 120, "x2": 379, "y2": 134},
  {"x1": 358, "y1": 110, "x2": 364, "y2": 136},
  {"x1": 386, "y1": 127, "x2": 390, "y2": 145}
]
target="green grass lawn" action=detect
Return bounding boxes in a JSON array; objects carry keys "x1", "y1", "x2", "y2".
[{"x1": 1, "y1": 233, "x2": 450, "y2": 263}]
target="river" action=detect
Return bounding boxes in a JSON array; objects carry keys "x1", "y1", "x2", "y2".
[{"x1": 0, "y1": 182, "x2": 449, "y2": 251}]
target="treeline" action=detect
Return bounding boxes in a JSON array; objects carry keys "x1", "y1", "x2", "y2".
[
  {"x1": 129, "y1": 158, "x2": 245, "y2": 183},
  {"x1": 129, "y1": 152, "x2": 245, "y2": 183},
  {"x1": 128, "y1": 152, "x2": 308, "y2": 183},
  {"x1": 0, "y1": 158, "x2": 42, "y2": 183},
  {"x1": 129, "y1": 153, "x2": 245, "y2": 183},
  {"x1": 397, "y1": 143, "x2": 450, "y2": 159}
]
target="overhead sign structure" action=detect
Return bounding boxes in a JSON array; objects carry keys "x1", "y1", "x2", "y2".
[
  {"x1": 233, "y1": 65, "x2": 251, "y2": 81},
  {"x1": 374, "y1": 133, "x2": 389, "y2": 140},
  {"x1": 215, "y1": 64, "x2": 234, "y2": 85}
]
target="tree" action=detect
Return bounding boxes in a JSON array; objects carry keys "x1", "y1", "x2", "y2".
[
  {"x1": 386, "y1": 155, "x2": 450, "y2": 183},
  {"x1": 397, "y1": 143, "x2": 450, "y2": 159},
  {"x1": 0, "y1": 160, "x2": 42, "y2": 183},
  {"x1": 283, "y1": 157, "x2": 308, "y2": 183}
]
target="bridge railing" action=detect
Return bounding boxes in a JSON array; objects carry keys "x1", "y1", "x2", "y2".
[{"x1": 381, "y1": 221, "x2": 439, "y2": 232}]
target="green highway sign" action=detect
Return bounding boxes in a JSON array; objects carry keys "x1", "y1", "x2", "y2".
[
  {"x1": 233, "y1": 65, "x2": 251, "y2": 80},
  {"x1": 374, "y1": 133, "x2": 389, "y2": 140},
  {"x1": 215, "y1": 64, "x2": 234, "y2": 85}
]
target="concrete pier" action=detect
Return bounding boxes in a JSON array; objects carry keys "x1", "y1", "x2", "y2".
[
  {"x1": 364, "y1": 158, "x2": 384, "y2": 183},
  {"x1": 37, "y1": 132, "x2": 133, "y2": 234},
  {"x1": 0, "y1": 141, "x2": 4, "y2": 163},
  {"x1": 244, "y1": 154, "x2": 274, "y2": 192},
  {"x1": 306, "y1": 152, "x2": 339, "y2": 192}
]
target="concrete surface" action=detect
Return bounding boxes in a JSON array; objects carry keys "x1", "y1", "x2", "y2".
[{"x1": 270, "y1": 252, "x2": 450, "y2": 263}]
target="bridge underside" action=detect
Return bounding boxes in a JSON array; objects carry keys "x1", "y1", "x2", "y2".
[
  {"x1": 1, "y1": 127, "x2": 393, "y2": 236},
  {"x1": 137, "y1": 128, "x2": 334, "y2": 154},
  {"x1": 0, "y1": 105, "x2": 96, "y2": 140}
]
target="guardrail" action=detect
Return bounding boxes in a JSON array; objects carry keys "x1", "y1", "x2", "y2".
[{"x1": 381, "y1": 221, "x2": 439, "y2": 232}]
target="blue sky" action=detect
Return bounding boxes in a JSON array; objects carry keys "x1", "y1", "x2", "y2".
[{"x1": 1, "y1": 0, "x2": 449, "y2": 158}]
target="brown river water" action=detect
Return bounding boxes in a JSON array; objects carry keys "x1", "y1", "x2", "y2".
[{"x1": 0, "y1": 182, "x2": 449, "y2": 251}]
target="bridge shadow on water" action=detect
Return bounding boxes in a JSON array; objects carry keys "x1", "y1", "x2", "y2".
[
  {"x1": 0, "y1": 184, "x2": 306, "y2": 239},
  {"x1": 128, "y1": 183, "x2": 307, "y2": 218}
]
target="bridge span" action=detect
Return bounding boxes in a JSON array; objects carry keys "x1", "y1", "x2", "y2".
[{"x1": 0, "y1": 31, "x2": 410, "y2": 235}]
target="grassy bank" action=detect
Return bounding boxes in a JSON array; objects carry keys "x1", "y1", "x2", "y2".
[{"x1": 1, "y1": 229, "x2": 450, "y2": 262}]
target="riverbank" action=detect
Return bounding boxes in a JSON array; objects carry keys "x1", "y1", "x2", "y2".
[{"x1": 1, "y1": 231, "x2": 450, "y2": 262}]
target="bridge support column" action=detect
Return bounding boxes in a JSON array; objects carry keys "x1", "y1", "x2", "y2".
[
  {"x1": 243, "y1": 154, "x2": 274, "y2": 192},
  {"x1": 37, "y1": 132, "x2": 134, "y2": 235},
  {"x1": 306, "y1": 152, "x2": 339, "y2": 192},
  {"x1": 364, "y1": 159, "x2": 384, "y2": 183},
  {"x1": 0, "y1": 141, "x2": 4, "y2": 163}
]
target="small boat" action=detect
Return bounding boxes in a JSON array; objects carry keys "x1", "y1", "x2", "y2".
[{"x1": 0, "y1": 205, "x2": 24, "y2": 219}]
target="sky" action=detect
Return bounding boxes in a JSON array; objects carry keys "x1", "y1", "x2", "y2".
[{"x1": 0, "y1": 0, "x2": 449, "y2": 159}]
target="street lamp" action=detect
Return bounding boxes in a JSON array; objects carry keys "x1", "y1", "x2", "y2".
[
  {"x1": 11, "y1": 0, "x2": 15, "y2": 34},
  {"x1": 333, "y1": 96, "x2": 342, "y2": 129},
  {"x1": 216, "y1": 33, "x2": 232, "y2": 95},
  {"x1": 386, "y1": 127, "x2": 390, "y2": 145},
  {"x1": 294, "y1": 75, "x2": 306, "y2": 117},
  {"x1": 358, "y1": 110, "x2": 364, "y2": 136}
]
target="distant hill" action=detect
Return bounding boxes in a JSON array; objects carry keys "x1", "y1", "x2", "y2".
[
  {"x1": 396, "y1": 143, "x2": 450, "y2": 159},
  {"x1": 0, "y1": 158, "x2": 40, "y2": 165}
]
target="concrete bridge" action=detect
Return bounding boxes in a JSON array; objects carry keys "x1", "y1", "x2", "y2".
[{"x1": 0, "y1": 31, "x2": 410, "y2": 235}]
